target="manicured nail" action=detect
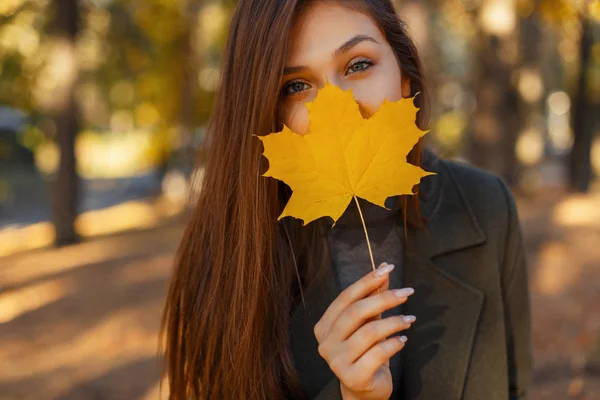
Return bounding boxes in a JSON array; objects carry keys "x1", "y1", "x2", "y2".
[
  {"x1": 402, "y1": 315, "x2": 416, "y2": 323},
  {"x1": 399, "y1": 335, "x2": 408, "y2": 343},
  {"x1": 393, "y1": 287, "x2": 415, "y2": 298},
  {"x1": 375, "y1": 263, "x2": 395, "y2": 277}
]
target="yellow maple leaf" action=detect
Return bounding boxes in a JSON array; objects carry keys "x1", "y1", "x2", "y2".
[{"x1": 257, "y1": 82, "x2": 434, "y2": 227}]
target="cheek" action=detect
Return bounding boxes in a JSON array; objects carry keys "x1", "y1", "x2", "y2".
[
  {"x1": 353, "y1": 63, "x2": 404, "y2": 118},
  {"x1": 279, "y1": 102, "x2": 310, "y2": 135}
]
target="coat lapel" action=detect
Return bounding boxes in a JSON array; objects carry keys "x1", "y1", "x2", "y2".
[
  {"x1": 400, "y1": 154, "x2": 486, "y2": 399},
  {"x1": 400, "y1": 252, "x2": 484, "y2": 399}
]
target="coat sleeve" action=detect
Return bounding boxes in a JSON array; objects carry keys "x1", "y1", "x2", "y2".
[
  {"x1": 312, "y1": 377, "x2": 343, "y2": 400},
  {"x1": 498, "y1": 178, "x2": 533, "y2": 400}
]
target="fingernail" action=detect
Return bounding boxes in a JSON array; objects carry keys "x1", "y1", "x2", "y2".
[
  {"x1": 375, "y1": 263, "x2": 395, "y2": 277},
  {"x1": 399, "y1": 335, "x2": 408, "y2": 343},
  {"x1": 393, "y1": 287, "x2": 415, "y2": 297},
  {"x1": 402, "y1": 315, "x2": 416, "y2": 323}
]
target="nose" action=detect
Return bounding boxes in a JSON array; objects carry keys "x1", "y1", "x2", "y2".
[{"x1": 322, "y1": 74, "x2": 347, "y2": 91}]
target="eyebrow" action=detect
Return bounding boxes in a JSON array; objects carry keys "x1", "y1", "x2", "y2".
[{"x1": 283, "y1": 34, "x2": 379, "y2": 76}]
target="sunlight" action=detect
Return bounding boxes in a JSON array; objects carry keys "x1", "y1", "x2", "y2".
[
  {"x1": 33, "y1": 38, "x2": 77, "y2": 111},
  {"x1": 195, "y1": 3, "x2": 227, "y2": 53},
  {"x1": 518, "y1": 68, "x2": 544, "y2": 104},
  {"x1": 16, "y1": 22, "x2": 39, "y2": 58},
  {"x1": 592, "y1": 136, "x2": 600, "y2": 176},
  {"x1": 0, "y1": 222, "x2": 55, "y2": 258},
  {"x1": 0, "y1": 196, "x2": 184, "y2": 259},
  {"x1": 479, "y1": 0, "x2": 516, "y2": 37},
  {"x1": 0, "y1": 278, "x2": 74, "y2": 323},
  {"x1": 34, "y1": 129, "x2": 169, "y2": 178},
  {"x1": 75, "y1": 201, "x2": 160, "y2": 237},
  {"x1": 516, "y1": 127, "x2": 544, "y2": 166},
  {"x1": 135, "y1": 102, "x2": 160, "y2": 127},
  {"x1": 590, "y1": 0, "x2": 600, "y2": 22},
  {"x1": 161, "y1": 170, "x2": 188, "y2": 205},
  {"x1": 0, "y1": 0, "x2": 25, "y2": 16},
  {"x1": 2, "y1": 307, "x2": 163, "y2": 398},
  {"x1": 547, "y1": 114, "x2": 573, "y2": 154},
  {"x1": 547, "y1": 91, "x2": 571, "y2": 115},
  {"x1": 47, "y1": 38, "x2": 77, "y2": 101},
  {"x1": 553, "y1": 194, "x2": 600, "y2": 228},
  {"x1": 109, "y1": 109, "x2": 135, "y2": 132}
]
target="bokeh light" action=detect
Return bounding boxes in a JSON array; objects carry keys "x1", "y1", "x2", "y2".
[
  {"x1": 516, "y1": 127, "x2": 545, "y2": 166},
  {"x1": 479, "y1": 0, "x2": 516, "y2": 37}
]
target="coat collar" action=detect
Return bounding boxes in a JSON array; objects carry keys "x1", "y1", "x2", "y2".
[
  {"x1": 289, "y1": 151, "x2": 486, "y2": 399},
  {"x1": 411, "y1": 149, "x2": 486, "y2": 259}
]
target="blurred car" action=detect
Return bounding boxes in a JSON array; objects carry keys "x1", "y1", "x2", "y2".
[{"x1": 0, "y1": 107, "x2": 34, "y2": 166}]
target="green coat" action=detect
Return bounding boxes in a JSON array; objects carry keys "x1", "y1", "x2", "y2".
[{"x1": 289, "y1": 153, "x2": 533, "y2": 400}]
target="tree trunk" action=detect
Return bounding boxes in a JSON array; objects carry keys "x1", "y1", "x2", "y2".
[
  {"x1": 50, "y1": 0, "x2": 80, "y2": 246},
  {"x1": 569, "y1": 10, "x2": 594, "y2": 193},
  {"x1": 177, "y1": 0, "x2": 203, "y2": 173},
  {"x1": 470, "y1": 32, "x2": 521, "y2": 184},
  {"x1": 515, "y1": 2, "x2": 545, "y2": 188}
]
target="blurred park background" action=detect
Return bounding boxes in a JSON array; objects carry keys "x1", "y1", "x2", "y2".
[{"x1": 0, "y1": 0, "x2": 599, "y2": 398}]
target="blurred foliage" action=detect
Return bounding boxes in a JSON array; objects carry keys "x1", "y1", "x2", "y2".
[
  {"x1": 0, "y1": 0, "x2": 234, "y2": 177},
  {"x1": 391, "y1": 0, "x2": 600, "y2": 190},
  {"x1": 0, "y1": 0, "x2": 598, "y2": 180}
]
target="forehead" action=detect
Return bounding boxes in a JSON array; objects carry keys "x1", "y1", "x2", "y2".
[{"x1": 286, "y1": 2, "x2": 384, "y2": 63}]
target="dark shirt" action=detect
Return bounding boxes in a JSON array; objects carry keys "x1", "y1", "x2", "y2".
[{"x1": 324, "y1": 195, "x2": 405, "y2": 398}]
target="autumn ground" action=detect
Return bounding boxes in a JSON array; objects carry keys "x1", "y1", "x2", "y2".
[{"x1": 0, "y1": 188, "x2": 599, "y2": 400}]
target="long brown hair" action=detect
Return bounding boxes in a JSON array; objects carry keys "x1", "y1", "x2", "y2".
[{"x1": 160, "y1": 1, "x2": 429, "y2": 399}]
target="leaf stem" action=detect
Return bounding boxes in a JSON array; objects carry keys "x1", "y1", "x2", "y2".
[{"x1": 353, "y1": 195, "x2": 376, "y2": 272}]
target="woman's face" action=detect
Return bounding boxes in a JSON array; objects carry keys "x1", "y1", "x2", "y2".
[{"x1": 278, "y1": 2, "x2": 410, "y2": 134}]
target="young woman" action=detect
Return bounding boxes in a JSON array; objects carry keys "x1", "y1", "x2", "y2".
[{"x1": 160, "y1": 1, "x2": 533, "y2": 399}]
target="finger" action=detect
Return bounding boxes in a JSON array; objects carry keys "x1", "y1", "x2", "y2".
[
  {"x1": 314, "y1": 262, "x2": 395, "y2": 342},
  {"x1": 347, "y1": 335, "x2": 407, "y2": 382},
  {"x1": 366, "y1": 274, "x2": 389, "y2": 297},
  {"x1": 342, "y1": 315, "x2": 416, "y2": 364},
  {"x1": 365, "y1": 277, "x2": 390, "y2": 323},
  {"x1": 329, "y1": 287, "x2": 414, "y2": 342},
  {"x1": 358, "y1": 278, "x2": 395, "y2": 369}
]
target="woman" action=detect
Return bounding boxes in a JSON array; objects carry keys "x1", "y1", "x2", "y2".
[{"x1": 160, "y1": 0, "x2": 533, "y2": 399}]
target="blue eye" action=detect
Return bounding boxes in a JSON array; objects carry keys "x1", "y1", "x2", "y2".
[
  {"x1": 283, "y1": 81, "x2": 310, "y2": 96},
  {"x1": 346, "y1": 59, "x2": 374, "y2": 75}
]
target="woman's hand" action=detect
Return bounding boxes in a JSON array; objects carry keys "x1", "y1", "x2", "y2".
[{"x1": 313, "y1": 262, "x2": 416, "y2": 400}]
